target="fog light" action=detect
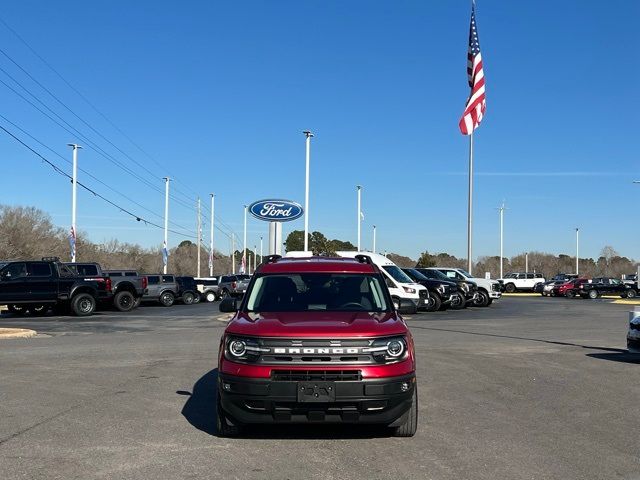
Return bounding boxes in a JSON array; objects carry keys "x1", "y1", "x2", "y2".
[
  {"x1": 223, "y1": 383, "x2": 232, "y2": 391},
  {"x1": 400, "y1": 382, "x2": 409, "y2": 392}
]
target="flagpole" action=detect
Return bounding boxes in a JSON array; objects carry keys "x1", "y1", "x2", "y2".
[
  {"x1": 357, "y1": 185, "x2": 362, "y2": 251},
  {"x1": 467, "y1": 133, "x2": 473, "y2": 274},
  {"x1": 162, "y1": 177, "x2": 170, "y2": 273},
  {"x1": 209, "y1": 193, "x2": 215, "y2": 276},
  {"x1": 243, "y1": 205, "x2": 248, "y2": 273},
  {"x1": 303, "y1": 131, "x2": 314, "y2": 252},
  {"x1": 197, "y1": 197, "x2": 201, "y2": 278},
  {"x1": 67, "y1": 143, "x2": 82, "y2": 262}
]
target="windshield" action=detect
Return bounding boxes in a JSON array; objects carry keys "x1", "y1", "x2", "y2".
[
  {"x1": 403, "y1": 268, "x2": 428, "y2": 282},
  {"x1": 245, "y1": 273, "x2": 390, "y2": 312},
  {"x1": 382, "y1": 265, "x2": 414, "y2": 284},
  {"x1": 418, "y1": 269, "x2": 450, "y2": 281},
  {"x1": 457, "y1": 269, "x2": 472, "y2": 278}
]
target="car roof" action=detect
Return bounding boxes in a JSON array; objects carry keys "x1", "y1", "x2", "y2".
[{"x1": 259, "y1": 256, "x2": 376, "y2": 274}]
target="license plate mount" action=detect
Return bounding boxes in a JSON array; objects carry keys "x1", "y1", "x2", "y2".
[{"x1": 297, "y1": 382, "x2": 336, "y2": 402}]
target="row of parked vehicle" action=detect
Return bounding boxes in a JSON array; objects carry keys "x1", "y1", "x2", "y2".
[
  {"x1": 497, "y1": 271, "x2": 640, "y2": 299},
  {"x1": 0, "y1": 257, "x2": 252, "y2": 317}
]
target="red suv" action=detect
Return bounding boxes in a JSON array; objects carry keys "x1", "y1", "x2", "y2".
[
  {"x1": 553, "y1": 278, "x2": 589, "y2": 298},
  {"x1": 216, "y1": 254, "x2": 418, "y2": 437}
]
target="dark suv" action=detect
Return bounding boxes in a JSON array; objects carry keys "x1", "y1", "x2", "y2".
[{"x1": 216, "y1": 254, "x2": 418, "y2": 437}]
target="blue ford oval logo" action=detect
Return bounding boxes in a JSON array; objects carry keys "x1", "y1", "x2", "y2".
[{"x1": 248, "y1": 199, "x2": 304, "y2": 222}]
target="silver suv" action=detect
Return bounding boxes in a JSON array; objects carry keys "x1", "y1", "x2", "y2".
[
  {"x1": 218, "y1": 274, "x2": 251, "y2": 298},
  {"x1": 143, "y1": 274, "x2": 180, "y2": 306}
]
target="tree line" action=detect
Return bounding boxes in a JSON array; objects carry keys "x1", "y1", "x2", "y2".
[{"x1": 1, "y1": 206, "x2": 637, "y2": 279}]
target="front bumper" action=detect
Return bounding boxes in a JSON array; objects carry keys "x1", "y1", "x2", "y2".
[
  {"x1": 218, "y1": 372, "x2": 416, "y2": 425},
  {"x1": 489, "y1": 289, "x2": 502, "y2": 299},
  {"x1": 628, "y1": 327, "x2": 640, "y2": 353}
]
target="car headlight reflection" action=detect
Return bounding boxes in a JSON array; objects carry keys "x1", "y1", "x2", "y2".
[{"x1": 365, "y1": 336, "x2": 408, "y2": 363}]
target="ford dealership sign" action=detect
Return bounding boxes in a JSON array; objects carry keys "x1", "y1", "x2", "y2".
[{"x1": 248, "y1": 199, "x2": 304, "y2": 222}]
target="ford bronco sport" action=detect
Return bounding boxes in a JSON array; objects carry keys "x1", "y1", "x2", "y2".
[{"x1": 217, "y1": 254, "x2": 418, "y2": 437}]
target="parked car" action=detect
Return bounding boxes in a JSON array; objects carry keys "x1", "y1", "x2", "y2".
[
  {"x1": 66, "y1": 263, "x2": 147, "y2": 312},
  {"x1": 551, "y1": 273, "x2": 578, "y2": 283},
  {"x1": 0, "y1": 257, "x2": 112, "y2": 316},
  {"x1": 218, "y1": 275, "x2": 251, "y2": 299},
  {"x1": 143, "y1": 274, "x2": 180, "y2": 306},
  {"x1": 498, "y1": 272, "x2": 545, "y2": 293},
  {"x1": 431, "y1": 267, "x2": 501, "y2": 307},
  {"x1": 194, "y1": 276, "x2": 220, "y2": 302},
  {"x1": 537, "y1": 280, "x2": 565, "y2": 296},
  {"x1": 627, "y1": 311, "x2": 640, "y2": 354},
  {"x1": 414, "y1": 267, "x2": 479, "y2": 306},
  {"x1": 176, "y1": 276, "x2": 199, "y2": 305},
  {"x1": 335, "y1": 252, "x2": 429, "y2": 313},
  {"x1": 216, "y1": 253, "x2": 418, "y2": 437},
  {"x1": 579, "y1": 277, "x2": 635, "y2": 299},
  {"x1": 553, "y1": 278, "x2": 590, "y2": 298},
  {"x1": 402, "y1": 267, "x2": 465, "y2": 311}
]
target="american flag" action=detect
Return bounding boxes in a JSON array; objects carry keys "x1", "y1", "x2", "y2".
[
  {"x1": 240, "y1": 251, "x2": 246, "y2": 274},
  {"x1": 162, "y1": 241, "x2": 169, "y2": 266},
  {"x1": 459, "y1": 2, "x2": 486, "y2": 135},
  {"x1": 69, "y1": 226, "x2": 76, "y2": 260}
]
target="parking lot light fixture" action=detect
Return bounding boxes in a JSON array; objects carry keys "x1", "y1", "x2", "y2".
[
  {"x1": 303, "y1": 131, "x2": 314, "y2": 252},
  {"x1": 575, "y1": 228, "x2": 580, "y2": 275}
]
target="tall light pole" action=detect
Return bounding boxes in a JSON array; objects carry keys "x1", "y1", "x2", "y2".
[
  {"x1": 196, "y1": 198, "x2": 202, "y2": 278},
  {"x1": 525, "y1": 252, "x2": 529, "y2": 273},
  {"x1": 303, "y1": 131, "x2": 313, "y2": 252},
  {"x1": 67, "y1": 143, "x2": 82, "y2": 262},
  {"x1": 575, "y1": 227, "x2": 580, "y2": 275},
  {"x1": 254, "y1": 245, "x2": 257, "y2": 272},
  {"x1": 209, "y1": 194, "x2": 215, "y2": 276},
  {"x1": 497, "y1": 202, "x2": 506, "y2": 279},
  {"x1": 357, "y1": 185, "x2": 362, "y2": 251},
  {"x1": 260, "y1": 236, "x2": 263, "y2": 264},
  {"x1": 162, "y1": 177, "x2": 170, "y2": 274},
  {"x1": 231, "y1": 233, "x2": 236, "y2": 274},
  {"x1": 243, "y1": 205, "x2": 248, "y2": 273},
  {"x1": 373, "y1": 225, "x2": 377, "y2": 254}
]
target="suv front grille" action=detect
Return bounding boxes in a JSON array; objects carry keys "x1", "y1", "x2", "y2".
[
  {"x1": 271, "y1": 370, "x2": 362, "y2": 381},
  {"x1": 491, "y1": 283, "x2": 500, "y2": 291}
]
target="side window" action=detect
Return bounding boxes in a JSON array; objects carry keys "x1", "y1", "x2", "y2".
[
  {"x1": 76, "y1": 264, "x2": 98, "y2": 276},
  {"x1": 517, "y1": 273, "x2": 526, "y2": 279},
  {"x1": 162, "y1": 275, "x2": 174, "y2": 283},
  {"x1": 0, "y1": 263, "x2": 27, "y2": 280},
  {"x1": 28, "y1": 263, "x2": 52, "y2": 277},
  {"x1": 443, "y1": 271, "x2": 456, "y2": 279},
  {"x1": 108, "y1": 272, "x2": 123, "y2": 277},
  {"x1": 147, "y1": 276, "x2": 160, "y2": 285},
  {"x1": 58, "y1": 264, "x2": 75, "y2": 277},
  {"x1": 125, "y1": 272, "x2": 137, "y2": 277},
  {"x1": 526, "y1": 274, "x2": 534, "y2": 279}
]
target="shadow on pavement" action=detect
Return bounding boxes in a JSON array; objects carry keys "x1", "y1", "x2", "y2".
[
  {"x1": 179, "y1": 368, "x2": 391, "y2": 440},
  {"x1": 586, "y1": 352, "x2": 640, "y2": 364}
]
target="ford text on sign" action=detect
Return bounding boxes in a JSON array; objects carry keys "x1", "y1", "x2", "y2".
[{"x1": 248, "y1": 200, "x2": 304, "y2": 222}]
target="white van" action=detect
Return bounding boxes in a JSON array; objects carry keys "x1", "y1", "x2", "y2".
[{"x1": 335, "y1": 251, "x2": 428, "y2": 312}]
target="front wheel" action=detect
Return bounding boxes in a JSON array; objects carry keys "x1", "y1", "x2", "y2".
[
  {"x1": 474, "y1": 290, "x2": 490, "y2": 307},
  {"x1": 627, "y1": 289, "x2": 637, "y2": 299},
  {"x1": 31, "y1": 304, "x2": 49, "y2": 316},
  {"x1": 216, "y1": 393, "x2": 242, "y2": 437},
  {"x1": 449, "y1": 292, "x2": 466, "y2": 310},
  {"x1": 192, "y1": 293, "x2": 201, "y2": 304},
  {"x1": 393, "y1": 389, "x2": 418, "y2": 437},
  {"x1": 425, "y1": 293, "x2": 442, "y2": 312},
  {"x1": 71, "y1": 293, "x2": 96, "y2": 316},
  {"x1": 133, "y1": 297, "x2": 142, "y2": 309},
  {"x1": 221, "y1": 289, "x2": 230, "y2": 299},
  {"x1": 114, "y1": 291, "x2": 135, "y2": 312},
  {"x1": 159, "y1": 291, "x2": 175, "y2": 307},
  {"x1": 205, "y1": 291, "x2": 216, "y2": 303},
  {"x1": 7, "y1": 304, "x2": 27, "y2": 316},
  {"x1": 565, "y1": 290, "x2": 575, "y2": 298},
  {"x1": 588, "y1": 290, "x2": 599, "y2": 299},
  {"x1": 504, "y1": 283, "x2": 516, "y2": 293},
  {"x1": 182, "y1": 292, "x2": 195, "y2": 305}
]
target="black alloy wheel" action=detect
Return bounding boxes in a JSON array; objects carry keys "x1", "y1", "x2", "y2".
[{"x1": 114, "y1": 291, "x2": 135, "y2": 312}]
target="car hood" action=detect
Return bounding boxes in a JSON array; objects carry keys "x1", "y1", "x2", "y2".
[{"x1": 225, "y1": 311, "x2": 408, "y2": 338}]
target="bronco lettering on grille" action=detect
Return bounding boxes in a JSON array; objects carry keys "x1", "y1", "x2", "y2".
[{"x1": 273, "y1": 347, "x2": 360, "y2": 354}]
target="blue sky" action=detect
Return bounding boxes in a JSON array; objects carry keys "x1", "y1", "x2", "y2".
[{"x1": 0, "y1": 0, "x2": 638, "y2": 261}]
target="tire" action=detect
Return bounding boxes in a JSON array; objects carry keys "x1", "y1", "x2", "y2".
[
  {"x1": 133, "y1": 297, "x2": 142, "y2": 309},
  {"x1": 504, "y1": 283, "x2": 516, "y2": 293},
  {"x1": 182, "y1": 292, "x2": 195, "y2": 305},
  {"x1": 588, "y1": 289, "x2": 598, "y2": 299},
  {"x1": 159, "y1": 291, "x2": 175, "y2": 307},
  {"x1": 487, "y1": 298, "x2": 493, "y2": 305},
  {"x1": 7, "y1": 304, "x2": 27, "y2": 316},
  {"x1": 71, "y1": 293, "x2": 96, "y2": 317},
  {"x1": 221, "y1": 289, "x2": 230, "y2": 299},
  {"x1": 425, "y1": 293, "x2": 442, "y2": 312},
  {"x1": 565, "y1": 290, "x2": 575, "y2": 298},
  {"x1": 393, "y1": 389, "x2": 418, "y2": 437},
  {"x1": 31, "y1": 304, "x2": 49, "y2": 316},
  {"x1": 449, "y1": 292, "x2": 466, "y2": 310},
  {"x1": 627, "y1": 289, "x2": 637, "y2": 299},
  {"x1": 541, "y1": 292, "x2": 547, "y2": 297},
  {"x1": 114, "y1": 291, "x2": 135, "y2": 312},
  {"x1": 216, "y1": 393, "x2": 241, "y2": 437},
  {"x1": 205, "y1": 291, "x2": 216, "y2": 303},
  {"x1": 192, "y1": 293, "x2": 201, "y2": 304},
  {"x1": 474, "y1": 290, "x2": 490, "y2": 307}
]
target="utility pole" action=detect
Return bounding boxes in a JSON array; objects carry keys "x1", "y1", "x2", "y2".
[
  {"x1": 357, "y1": 185, "x2": 362, "y2": 251},
  {"x1": 243, "y1": 205, "x2": 248, "y2": 274},
  {"x1": 303, "y1": 131, "x2": 313, "y2": 252},
  {"x1": 197, "y1": 198, "x2": 202, "y2": 277},
  {"x1": 231, "y1": 233, "x2": 236, "y2": 274},
  {"x1": 162, "y1": 177, "x2": 170, "y2": 274},
  {"x1": 209, "y1": 193, "x2": 215, "y2": 277},
  {"x1": 575, "y1": 227, "x2": 580, "y2": 275},
  {"x1": 67, "y1": 143, "x2": 82, "y2": 262},
  {"x1": 373, "y1": 225, "x2": 377, "y2": 254}
]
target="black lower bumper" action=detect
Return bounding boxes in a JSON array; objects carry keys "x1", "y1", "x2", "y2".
[
  {"x1": 627, "y1": 336, "x2": 640, "y2": 353},
  {"x1": 219, "y1": 373, "x2": 416, "y2": 425}
]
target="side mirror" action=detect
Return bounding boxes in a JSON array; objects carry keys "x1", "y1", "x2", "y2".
[
  {"x1": 385, "y1": 277, "x2": 395, "y2": 289},
  {"x1": 397, "y1": 298, "x2": 417, "y2": 315},
  {"x1": 219, "y1": 297, "x2": 238, "y2": 313}
]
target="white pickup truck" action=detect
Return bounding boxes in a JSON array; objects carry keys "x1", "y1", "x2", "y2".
[{"x1": 429, "y1": 267, "x2": 501, "y2": 307}]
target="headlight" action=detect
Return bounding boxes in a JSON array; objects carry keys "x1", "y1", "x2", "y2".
[
  {"x1": 437, "y1": 284, "x2": 447, "y2": 293},
  {"x1": 224, "y1": 336, "x2": 266, "y2": 362},
  {"x1": 403, "y1": 286, "x2": 416, "y2": 294},
  {"x1": 365, "y1": 336, "x2": 408, "y2": 363},
  {"x1": 460, "y1": 282, "x2": 469, "y2": 292}
]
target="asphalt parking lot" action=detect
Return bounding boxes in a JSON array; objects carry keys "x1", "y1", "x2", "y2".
[{"x1": 1, "y1": 297, "x2": 638, "y2": 480}]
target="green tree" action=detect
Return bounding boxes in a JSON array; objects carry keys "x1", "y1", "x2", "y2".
[
  {"x1": 284, "y1": 230, "x2": 306, "y2": 252},
  {"x1": 416, "y1": 251, "x2": 436, "y2": 268}
]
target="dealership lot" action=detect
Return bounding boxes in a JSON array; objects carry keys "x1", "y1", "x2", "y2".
[{"x1": 0, "y1": 298, "x2": 638, "y2": 480}]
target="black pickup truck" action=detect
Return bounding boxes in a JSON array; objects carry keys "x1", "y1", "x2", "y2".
[
  {"x1": 579, "y1": 277, "x2": 635, "y2": 299},
  {"x1": 0, "y1": 258, "x2": 113, "y2": 316},
  {"x1": 65, "y1": 263, "x2": 147, "y2": 312}
]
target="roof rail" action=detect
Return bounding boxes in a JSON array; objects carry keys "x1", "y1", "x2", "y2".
[
  {"x1": 265, "y1": 254, "x2": 282, "y2": 264},
  {"x1": 42, "y1": 256, "x2": 60, "y2": 262},
  {"x1": 355, "y1": 254, "x2": 373, "y2": 265}
]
